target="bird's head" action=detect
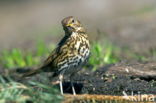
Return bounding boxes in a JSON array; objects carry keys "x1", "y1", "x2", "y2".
[{"x1": 61, "y1": 16, "x2": 86, "y2": 35}]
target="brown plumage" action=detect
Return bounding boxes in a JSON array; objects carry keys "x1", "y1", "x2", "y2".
[{"x1": 21, "y1": 16, "x2": 90, "y2": 95}]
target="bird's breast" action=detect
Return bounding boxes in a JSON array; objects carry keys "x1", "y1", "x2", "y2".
[
  {"x1": 55, "y1": 32, "x2": 90, "y2": 75},
  {"x1": 74, "y1": 34, "x2": 90, "y2": 62}
]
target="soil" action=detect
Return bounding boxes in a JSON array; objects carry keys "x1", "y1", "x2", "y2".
[
  {"x1": 62, "y1": 62, "x2": 156, "y2": 95},
  {"x1": 0, "y1": 1, "x2": 156, "y2": 96},
  {"x1": 2, "y1": 61, "x2": 156, "y2": 96}
]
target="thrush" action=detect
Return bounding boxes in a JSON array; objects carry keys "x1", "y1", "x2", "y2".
[{"x1": 21, "y1": 16, "x2": 90, "y2": 95}]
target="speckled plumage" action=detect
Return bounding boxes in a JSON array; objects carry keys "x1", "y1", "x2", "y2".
[{"x1": 22, "y1": 16, "x2": 90, "y2": 95}]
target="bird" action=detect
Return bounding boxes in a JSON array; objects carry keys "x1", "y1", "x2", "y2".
[{"x1": 20, "y1": 16, "x2": 90, "y2": 95}]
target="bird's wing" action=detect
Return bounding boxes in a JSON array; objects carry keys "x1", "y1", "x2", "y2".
[
  {"x1": 43, "y1": 49, "x2": 58, "y2": 67},
  {"x1": 20, "y1": 36, "x2": 69, "y2": 77},
  {"x1": 20, "y1": 48, "x2": 60, "y2": 77},
  {"x1": 41, "y1": 35, "x2": 69, "y2": 71}
]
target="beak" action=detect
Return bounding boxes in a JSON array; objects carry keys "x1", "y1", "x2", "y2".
[{"x1": 66, "y1": 23, "x2": 73, "y2": 27}]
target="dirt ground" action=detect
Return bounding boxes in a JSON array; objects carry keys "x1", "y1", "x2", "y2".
[
  {"x1": 2, "y1": 61, "x2": 154, "y2": 96},
  {"x1": 0, "y1": 0, "x2": 156, "y2": 97},
  {"x1": 58, "y1": 62, "x2": 156, "y2": 95}
]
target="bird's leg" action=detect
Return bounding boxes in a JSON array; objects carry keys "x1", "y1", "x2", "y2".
[
  {"x1": 71, "y1": 81, "x2": 76, "y2": 95},
  {"x1": 70, "y1": 74, "x2": 76, "y2": 95},
  {"x1": 59, "y1": 74, "x2": 64, "y2": 95}
]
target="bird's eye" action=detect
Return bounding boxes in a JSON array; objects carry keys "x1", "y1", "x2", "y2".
[{"x1": 71, "y1": 19, "x2": 75, "y2": 23}]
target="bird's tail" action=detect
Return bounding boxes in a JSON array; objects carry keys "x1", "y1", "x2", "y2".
[
  {"x1": 15, "y1": 67, "x2": 43, "y2": 77},
  {"x1": 23, "y1": 68, "x2": 41, "y2": 77}
]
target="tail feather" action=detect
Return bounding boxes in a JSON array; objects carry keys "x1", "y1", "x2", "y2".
[
  {"x1": 21, "y1": 68, "x2": 42, "y2": 77},
  {"x1": 14, "y1": 64, "x2": 53, "y2": 78},
  {"x1": 15, "y1": 67, "x2": 43, "y2": 77}
]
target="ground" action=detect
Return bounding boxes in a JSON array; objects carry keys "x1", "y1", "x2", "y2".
[
  {"x1": 58, "y1": 62, "x2": 156, "y2": 95},
  {"x1": 0, "y1": 1, "x2": 156, "y2": 103},
  {"x1": 4, "y1": 61, "x2": 155, "y2": 96}
]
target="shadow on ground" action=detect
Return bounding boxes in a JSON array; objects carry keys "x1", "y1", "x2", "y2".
[{"x1": 1, "y1": 61, "x2": 156, "y2": 96}]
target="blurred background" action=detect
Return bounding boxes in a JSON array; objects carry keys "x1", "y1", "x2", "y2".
[
  {"x1": 1, "y1": 1, "x2": 156, "y2": 102},
  {"x1": 0, "y1": 0, "x2": 156, "y2": 53}
]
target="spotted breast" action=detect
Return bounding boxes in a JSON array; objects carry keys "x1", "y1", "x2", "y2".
[{"x1": 52, "y1": 32, "x2": 90, "y2": 77}]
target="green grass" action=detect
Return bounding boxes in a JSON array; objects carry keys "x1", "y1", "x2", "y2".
[
  {"x1": 0, "y1": 39, "x2": 152, "y2": 103},
  {"x1": 88, "y1": 41, "x2": 120, "y2": 71},
  {"x1": 88, "y1": 40, "x2": 150, "y2": 70},
  {"x1": 0, "y1": 41, "x2": 51, "y2": 69},
  {"x1": 0, "y1": 40, "x2": 122, "y2": 103},
  {"x1": 0, "y1": 39, "x2": 149, "y2": 70},
  {"x1": 0, "y1": 40, "x2": 121, "y2": 70},
  {"x1": 0, "y1": 76, "x2": 63, "y2": 103},
  {"x1": 1, "y1": 49, "x2": 37, "y2": 68},
  {"x1": 0, "y1": 41, "x2": 64, "y2": 102}
]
